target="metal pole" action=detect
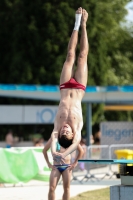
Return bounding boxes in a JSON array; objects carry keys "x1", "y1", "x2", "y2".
[{"x1": 86, "y1": 103, "x2": 92, "y2": 146}]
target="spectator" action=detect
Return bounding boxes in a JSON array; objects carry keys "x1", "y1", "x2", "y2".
[
  {"x1": 92, "y1": 123, "x2": 101, "y2": 145},
  {"x1": 93, "y1": 131, "x2": 101, "y2": 145},
  {"x1": 34, "y1": 139, "x2": 44, "y2": 147},
  {"x1": 92, "y1": 124, "x2": 101, "y2": 154},
  {"x1": 79, "y1": 138, "x2": 87, "y2": 171},
  {"x1": 5, "y1": 130, "x2": 14, "y2": 148},
  {"x1": 39, "y1": 138, "x2": 45, "y2": 146}
]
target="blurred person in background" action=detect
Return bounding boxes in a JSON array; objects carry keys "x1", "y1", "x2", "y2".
[
  {"x1": 79, "y1": 138, "x2": 87, "y2": 171},
  {"x1": 92, "y1": 130, "x2": 101, "y2": 145},
  {"x1": 92, "y1": 124, "x2": 101, "y2": 154},
  {"x1": 5, "y1": 130, "x2": 14, "y2": 148},
  {"x1": 34, "y1": 138, "x2": 45, "y2": 147},
  {"x1": 92, "y1": 123, "x2": 101, "y2": 145}
]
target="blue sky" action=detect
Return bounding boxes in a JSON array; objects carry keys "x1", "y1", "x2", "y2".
[{"x1": 125, "y1": 1, "x2": 133, "y2": 22}]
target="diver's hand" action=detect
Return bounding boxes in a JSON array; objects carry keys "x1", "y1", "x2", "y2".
[
  {"x1": 68, "y1": 162, "x2": 78, "y2": 171},
  {"x1": 48, "y1": 163, "x2": 53, "y2": 169},
  {"x1": 53, "y1": 152, "x2": 65, "y2": 164}
]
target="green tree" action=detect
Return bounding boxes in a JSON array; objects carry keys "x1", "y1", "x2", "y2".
[{"x1": 0, "y1": 0, "x2": 133, "y2": 127}]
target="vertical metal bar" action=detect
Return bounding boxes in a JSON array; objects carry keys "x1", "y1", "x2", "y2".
[{"x1": 86, "y1": 103, "x2": 92, "y2": 146}]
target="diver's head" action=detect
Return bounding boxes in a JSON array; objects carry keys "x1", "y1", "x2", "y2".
[{"x1": 58, "y1": 124, "x2": 74, "y2": 148}]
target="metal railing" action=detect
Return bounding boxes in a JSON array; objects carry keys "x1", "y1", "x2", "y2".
[
  {"x1": 72, "y1": 144, "x2": 133, "y2": 183},
  {"x1": 109, "y1": 144, "x2": 133, "y2": 174},
  {"x1": 1, "y1": 144, "x2": 133, "y2": 184}
]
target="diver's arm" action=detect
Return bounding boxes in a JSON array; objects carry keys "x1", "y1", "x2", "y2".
[
  {"x1": 63, "y1": 131, "x2": 81, "y2": 157},
  {"x1": 75, "y1": 143, "x2": 84, "y2": 162},
  {"x1": 62, "y1": 121, "x2": 83, "y2": 158},
  {"x1": 51, "y1": 130, "x2": 58, "y2": 155},
  {"x1": 43, "y1": 138, "x2": 53, "y2": 168},
  {"x1": 69, "y1": 144, "x2": 84, "y2": 170}
]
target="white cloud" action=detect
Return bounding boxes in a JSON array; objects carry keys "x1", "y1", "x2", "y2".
[{"x1": 125, "y1": 1, "x2": 133, "y2": 22}]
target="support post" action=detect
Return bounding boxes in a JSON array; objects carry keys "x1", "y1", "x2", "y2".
[
  {"x1": 110, "y1": 185, "x2": 133, "y2": 200},
  {"x1": 86, "y1": 103, "x2": 92, "y2": 146}
]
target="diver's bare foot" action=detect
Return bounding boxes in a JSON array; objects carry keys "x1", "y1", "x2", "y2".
[
  {"x1": 76, "y1": 7, "x2": 82, "y2": 15},
  {"x1": 81, "y1": 9, "x2": 88, "y2": 27}
]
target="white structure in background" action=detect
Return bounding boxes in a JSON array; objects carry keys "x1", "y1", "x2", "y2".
[
  {"x1": 0, "y1": 106, "x2": 58, "y2": 124},
  {"x1": 125, "y1": 1, "x2": 133, "y2": 22},
  {"x1": 101, "y1": 122, "x2": 133, "y2": 145}
]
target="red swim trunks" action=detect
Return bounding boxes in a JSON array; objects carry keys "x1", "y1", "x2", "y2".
[{"x1": 60, "y1": 78, "x2": 86, "y2": 91}]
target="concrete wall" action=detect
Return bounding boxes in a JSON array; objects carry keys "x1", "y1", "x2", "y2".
[{"x1": 110, "y1": 185, "x2": 133, "y2": 200}]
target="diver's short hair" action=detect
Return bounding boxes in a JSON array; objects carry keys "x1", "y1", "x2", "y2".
[{"x1": 58, "y1": 135, "x2": 73, "y2": 149}]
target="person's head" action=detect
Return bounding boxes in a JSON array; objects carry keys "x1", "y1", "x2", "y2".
[
  {"x1": 58, "y1": 124, "x2": 74, "y2": 148},
  {"x1": 7, "y1": 129, "x2": 13, "y2": 135},
  {"x1": 34, "y1": 141, "x2": 40, "y2": 147},
  {"x1": 80, "y1": 138, "x2": 86, "y2": 145},
  {"x1": 92, "y1": 123, "x2": 101, "y2": 144},
  {"x1": 93, "y1": 131, "x2": 101, "y2": 144}
]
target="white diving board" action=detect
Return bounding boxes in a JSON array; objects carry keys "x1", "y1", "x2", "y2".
[{"x1": 78, "y1": 159, "x2": 133, "y2": 164}]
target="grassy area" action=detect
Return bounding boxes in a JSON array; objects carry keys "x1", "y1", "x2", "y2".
[{"x1": 70, "y1": 188, "x2": 110, "y2": 200}]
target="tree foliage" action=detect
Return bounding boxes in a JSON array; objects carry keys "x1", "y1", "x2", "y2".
[{"x1": 0, "y1": 0, "x2": 133, "y2": 126}]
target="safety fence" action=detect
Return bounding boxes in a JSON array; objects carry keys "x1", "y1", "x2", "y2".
[
  {"x1": 0, "y1": 144, "x2": 133, "y2": 185},
  {"x1": 72, "y1": 144, "x2": 133, "y2": 183},
  {"x1": 0, "y1": 147, "x2": 51, "y2": 184}
]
